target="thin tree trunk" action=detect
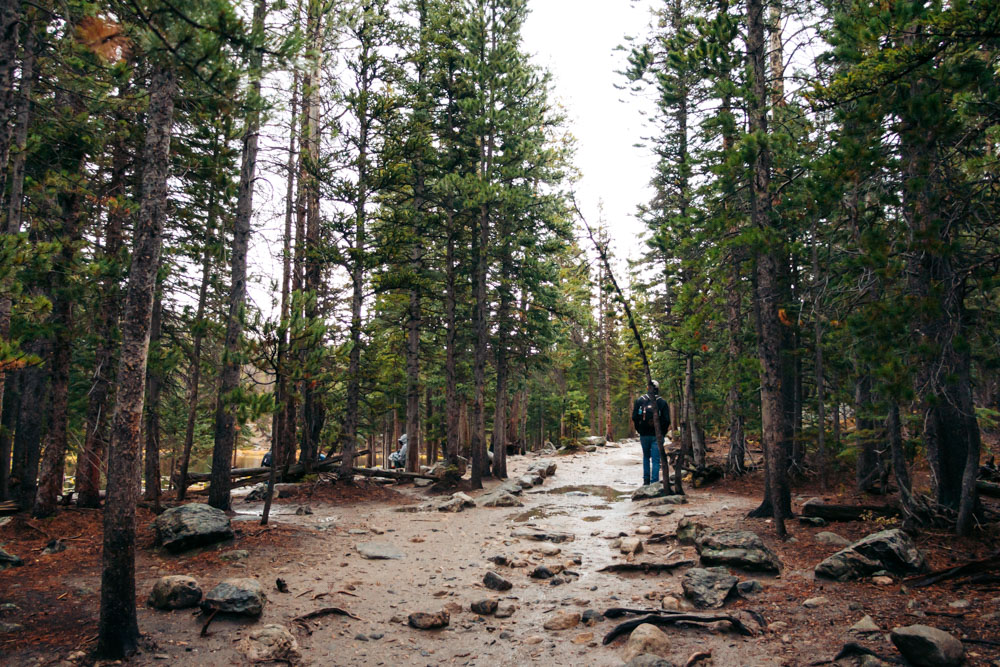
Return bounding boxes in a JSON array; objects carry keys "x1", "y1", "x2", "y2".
[
  {"x1": 208, "y1": 0, "x2": 266, "y2": 512},
  {"x1": 684, "y1": 355, "x2": 705, "y2": 467},
  {"x1": 79, "y1": 101, "x2": 129, "y2": 508},
  {"x1": 142, "y1": 293, "x2": 163, "y2": 511},
  {"x1": 443, "y1": 224, "x2": 459, "y2": 465},
  {"x1": 813, "y1": 233, "x2": 827, "y2": 490},
  {"x1": 747, "y1": 0, "x2": 788, "y2": 536},
  {"x1": 97, "y1": 65, "x2": 175, "y2": 659},
  {"x1": 0, "y1": 0, "x2": 21, "y2": 203}
]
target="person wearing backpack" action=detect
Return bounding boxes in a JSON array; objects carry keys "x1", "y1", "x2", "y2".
[{"x1": 631, "y1": 381, "x2": 670, "y2": 486}]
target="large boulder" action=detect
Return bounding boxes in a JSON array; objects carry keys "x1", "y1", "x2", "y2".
[
  {"x1": 681, "y1": 567, "x2": 738, "y2": 609},
  {"x1": 632, "y1": 482, "x2": 664, "y2": 500},
  {"x1": 148, "y1": 575, "x2": 203, "y2": 610},
  {"x1": 815, "y1": 529, "x2": 927, "y2": 581},
  {"x1": 154, "y1": 503, "x2": 234, "y2": 553},
  {"x1": 0, "y1": 546, "x2": 23, "y2": 571},
  {"x1": 202, "y1": 578, "x2": 266, "y2": 616},
  {"x1": 623, "y1": 623, "x2": 672, "y2": 662},
  {"x1": 578, "y1": 436, "x2": 607, "y2": 447},
  {"x1": 240, "y1": 625, "x2": 300, "y2": 663},
  {"x1": 695, "y1": 530, "x2": 781, "y2": 573},
  {"x1": 890, "y1": 625, "x2": 964, "y2": 667}
]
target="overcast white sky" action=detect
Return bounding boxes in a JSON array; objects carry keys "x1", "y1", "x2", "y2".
[{"x1": 522, "y1": 0, "x2": 657, "y2": 259}]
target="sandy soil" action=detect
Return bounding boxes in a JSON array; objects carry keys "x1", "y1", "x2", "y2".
[{"x1": 2, "y1": 441, "x2": 999, "y2": 666}]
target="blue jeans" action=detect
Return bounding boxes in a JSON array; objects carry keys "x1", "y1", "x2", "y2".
[{"x1": 640, "y1": 435, "x2": 660, "y2": 486}]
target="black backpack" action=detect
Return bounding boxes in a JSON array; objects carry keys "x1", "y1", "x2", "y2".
[{"x1": 638, "y1": 394, "x2": 657, "y2": 431}]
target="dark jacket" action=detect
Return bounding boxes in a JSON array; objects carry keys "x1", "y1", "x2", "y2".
[{"x1": 632, "y1": 393, "x2": 670, "y2": 437}]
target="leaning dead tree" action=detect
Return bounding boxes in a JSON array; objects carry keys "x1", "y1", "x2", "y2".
[{"x1": 574, "y1": 197, "x2": 682, "y2": 495}]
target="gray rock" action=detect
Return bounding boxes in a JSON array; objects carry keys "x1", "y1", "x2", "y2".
[
  {"x1": 737, "y1": 580, "x2": 763, "y2": 596},
  {"x1": 240, "y1": 625, "x2": 300, "y2": 664},
  {"x1": 436, "y1": 497, "x2": 468, "y2": 512},
  {"x1": 294, "y1": 505, "x2": 313, "y2": 515},
  {"x1": 530, "y1": 565, "x2": 555, "y2": 579},
  {"x1": 890, "y1": 624, "x2": 964, "y2": 667},
  {"x1": 623, "y1": 623, "x2": 672, "y2": 662},
  {"x1": 643, "y1": 495, "x2": 688, "y2": 506},
  {"x1": 695, "y1": 530, "x2": 781, "y2": 573},
  {"x1": 676, "y1": 517, "x2": 707, "y2": 545},
  {"x1": 625, "y1": 655, "x2": 677, "y2": 667},
  {"x1": 632, "y1": 482, "x2": 664, "y2": 500},
  {"x1": 409, "y1": 611, "x2": 449, "y2": 629},
  {"x1": 471, "y1": 599, "x2": 498, "y2": 615},
  {"x1": 815, "y1": 529, "x2": 927, "y2": 581},
  {"x1": 413, "y1": 477, "x2": 434, "y2": 488},
  {"x1": 619, "y1": 537, "x2": 643, "y2": 555},
  {"x1": 153, "y1": 503, "x2": 234, "y2": 553},
  {"x1": 582, "y1": 609, "x2": 604, "y2": 625},
  {"x1": 584, "y1": 445, "x2": 598, "y2": 452},
  {"x1": 480, "y1": 491, "x2": 523, "y2": 508},
  {"x1": 148, "y1": 575, "x2": 203, "y2": 610},
  {"x1": 220, "y1": 549, "x2": 249, "y2": 562},
  {"x1": 483, "y1": 571, "x2": 513, "y2": 591},
  {"x1": 815, "y1": 531, "x2": 851, "y2": 547},
  {"x1": 681, "y1": 567, "x2": 738, "y2": 609},
  {"x1": 498, "y1": 481, "x2": 524, "y2": 495},
  {"x1": 578, "y1": 436, "x2": 607, "y2": 446},
  {"x1": 0, "y1": 622, "x2": 24, "y2": 634},
  {"x1": 850, "y1": 614, "x2": 880, "y2": 633},
  {"x1": 356, "y1": 542, "x2": 405, "y2": 560},
  {"x1": 495, "y1": 602, "x2": 517, "y2": 618},
  {"x1": 803, "y1": 596, "x2": 829, "y2": 609},
  {"x1": 202, "y1": 578, "x2": 266, "y2": 616},
  {"x1": 646, "y1": 508, "x2": 675, "y2": 517},
  {"x1": 798, "y1": 516, "x2": 827, "y2": 527},
  {"x1": 0, "y1": 546, "x2": 24, "y2": 571},
  {"x1": 42, "y1": 539, "x2": 66, "y2": 554},
  {"x1": 511, "y1": 527, "x2": 575, "y2": 543}
]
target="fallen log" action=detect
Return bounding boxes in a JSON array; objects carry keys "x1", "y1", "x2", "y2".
[
  {"x1": 801, "y1": 500, "x2": 900, "y2": 522},
  {"x1": 602, "y1": 612, "x2": 753, "y2": 643},
  {"x1": 178, "y1": 449, "x2": 370, "y2": 485},
  {"x1": 977, "y1": 480, "x2": 1000, "y2": 498},
  {"x1": 348, "y1": 467, "x2": 439, "y2": 482},
  {"x1": 597, "y1": 560, "x2": 694, "y2": 574}
]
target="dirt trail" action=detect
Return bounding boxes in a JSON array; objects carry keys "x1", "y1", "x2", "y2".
[
  {"x1": 5, "y1": 442, "x2": 998, "y2": 666},
  {"x1": 124, "y1": 443, "x2": 791, "y2": 666}
]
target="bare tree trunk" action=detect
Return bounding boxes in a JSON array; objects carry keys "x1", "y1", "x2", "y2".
[
  {"x1": 443, "y1": 225, "x2": 459, "y2": 465},
  {"x1": 0, "y1": 0, "x2": 21, "y2": 202},
  {"x1": 812, "y1": 234, "x2": 827, "y2": 490},
  {"x1": 209, "y1": 0, "x2": 266, "y2": 512},
  {"x1": 747, "y1": 0, "x2": 788, "y2": 536},
  {"x1": 684, "y1": 355, "x2": 706, "y2": 467},
  {"x1": 33, "y1": 166, "x2": 83, "y2": 517},
  {"x1": 97, "y1": 65, "x2": 175, "y2": 659},
  {"x1": 142, "y1": 293, "x2": 163, "y2": 511},
  {"x1": 79, "y1": 100, "x2": 129, "y2": 508},
  {"x1": 176, "y1": 213, "x2": 214, "y2": 500}
]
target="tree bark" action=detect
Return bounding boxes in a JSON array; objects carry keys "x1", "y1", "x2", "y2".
[
  {"x1": 684, "y1": 355, "x2": 705, "y2": 467},
  {"x1": 79, "y1": 100, "x2": 129, "y2": 508},
  {"x1": 0, "y1": 0, "x2": 21, "y2": 202},
  {"x1": 97, "y1": 65, "x2": 175, "y2": 659},
  {"x1": 746, "y1": 0, "x2": 789, "y2": 535},
  {"x1": 142, "y1": 292, "x2": 163, "y2": 511},
  {"x1": 208, "y1": 0, "x2": 266, "y2": 512}
]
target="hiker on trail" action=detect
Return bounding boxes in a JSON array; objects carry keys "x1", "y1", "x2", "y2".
[
  {"x1": 389, "y1": 433, "x2": 408, "y2": 469},
  {"x1": 632, "y1": 380, "x2": 670, "y2": 486}
]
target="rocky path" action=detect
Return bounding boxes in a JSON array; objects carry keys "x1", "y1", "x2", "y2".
[
  {"x1": 5, "y1": 441, "x2": 985, "y2": 666},
  {"x1": 124, "y1": 443, "x2": 808, "y2": 666}
]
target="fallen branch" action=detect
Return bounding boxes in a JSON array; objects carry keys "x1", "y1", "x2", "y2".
[
  {"x1": 200, "y1": 609, "x2": 219, "y2": 637},
  {"x1": 684, "y1": 651, "x2": 712, "y2": 667},
  {"x1": 178, "y1": 449, "x2": 371, "y2": 486},
  {"x1": 962, "y1": 638, "x2": 1000, "y2": 648},
  {"x1": 905, "y1": 553, "x2": 1000, "y2": 588},
  {"x1": 597, "y1": 560, "x2": 694, "y2": 574},
  {"x1": 291, "y1": 607, "x2": 362, "y2": 634},
  {"x1": 602, "y1": 612, "x2": 754, "y2": 643}
]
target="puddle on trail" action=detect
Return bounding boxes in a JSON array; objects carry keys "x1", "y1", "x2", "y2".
[
  {"x1": 541, "y1": 484, "x2": 631, "y2": 503},
  {"x1": 511, "y1": 506, "x2": 568, "y2": 522}
]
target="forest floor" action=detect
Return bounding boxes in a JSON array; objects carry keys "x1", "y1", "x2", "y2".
[{"x1": 1, "y1": 440, "x2": 999, "y2": 666}]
